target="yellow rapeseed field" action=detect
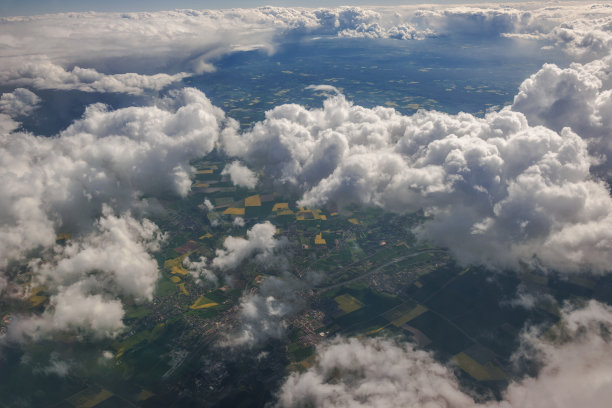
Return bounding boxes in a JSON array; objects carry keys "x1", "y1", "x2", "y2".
[
  {"x1": 244, "y1": 195, "x2": 262, "y2": 207},
  {"x1": 190, "y1": 295, "x2": 219, "y2": 309},
  {"x1": 223, "y1": 207, "x2": 245, "y2": 215}
]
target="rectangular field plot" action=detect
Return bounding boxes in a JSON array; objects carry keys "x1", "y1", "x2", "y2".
[
  {"x1": 330, "y1": 288, "x2": 401, "y2": 334},
  {"x1": 334, "y1": 294, "x2": 364, "y2": 314},
  {"x1": 383, "y1": 303, "x2": 428, "y2": 327},
  {"x1": 453, "y1": 352, "x2": 506, "y2": 381},
  {"x1": 244, "y1": 194, "x2": 262, "y2": 207},
  {"x1": 67, "y1": 387, "x2": 113, "y2": 408},
  {"x1": 408, "y1": 312, "x2": 473, "y2": 357}
]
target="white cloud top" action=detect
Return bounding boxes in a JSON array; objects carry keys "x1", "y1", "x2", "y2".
[
  {"x1": 0, "y1": 88, "x2": 40, "y2": 117},
  {"x1": 224, "y1": 91, "x2": 612, "y2": 274},
  {"x1": 0, "y1": 87, "x2": 223, "y2": 266},
  {"x1": 222, "y1": 161, "x2": 258, "y2": 189},
  {"x1": 212, "y1": 222, "x2": 286, "y2": 271},
  {"x1": 0, "y1": 88, "x2": 224, "y2": 339}
]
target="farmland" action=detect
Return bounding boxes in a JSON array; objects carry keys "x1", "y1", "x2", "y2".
[{"x1": 2, "y1": 155, "x2": 611, "y2": 408}]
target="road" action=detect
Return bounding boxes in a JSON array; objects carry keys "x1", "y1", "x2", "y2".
[{"x1": 316, "y1": 248, "x2": 446, "y2": 291}]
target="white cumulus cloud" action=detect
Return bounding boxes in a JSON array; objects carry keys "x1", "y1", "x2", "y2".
[
  {"x1": 0, "y1": 88, "x2": 40, "y2": 117},
  {"x1": 7, "y1": 207, "x2": 163, "y2": 341},
  {"x1": 221, "y1": 161, "x2": 258, "y2": 189},
  {"x1": 0, "y1": 87, "x2": 226, "y2": 340},
  {"x1": 0, "y1": 87, "x2": 223, "y2": 266},
  {"x1": 212, "y1": 222, "x2": 287, "y2": 271},
  {"x1": 183, "y1": 255, "x2": 217, "y2": 286},
  {"x1": 223, "y1": 90, "x2": 612, "y2": 274}
]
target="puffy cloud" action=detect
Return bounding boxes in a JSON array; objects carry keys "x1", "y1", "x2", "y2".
[
  {"x1": 502, "y1": 300, "x2": 612, "y2": 408},
  {"x1": 0, "y1": 59, "x2": 187, "y2": 94},
  {"x1": 409, "y1": 3, "x2": 612, "y2": 48},
  {"x1": 212, "y1": 222, "x2": 287, "y2": 271},
  {"x1": 10, "y1": 284, "x2": 126, "y2": 342},
  {"x1": 32, "y1": 206, "x2": 163, "y2": 301},
  {"x1": 182, "y1": 255, "x2": 217, "y2": 286},
  {"x1": 7, "y1": 207, "x2": 162, "y2": 341},
  {"x1": 233, "y1": 216, "x2": 245, "y2": 227},
  {"x1": 224, "y1": 275, "x2": 305, "y2": 348},
  {"x1": 544, "y1": 12, "x2": 612, "y2": 62},
  {"x1": 0, "y1": 88, "x2": 40, "y2": 117},
  {"x1": 221, "y1": 160, "x2": 258, "y2": 189},
  {"x1": 0, "y1": 114, "x2": 19, "y2": 134},
  {"x1": 0, "y1": 87, "x2": 225, "y2": 340},
  {"x1": 511, "y1": 57, "x2": 612, "y2": 176},
  {"x1": 276, "y1": 300, "x2": 612, "y2": 408},
  {"x1": 513, "y1": 62, "x2": 603, "y2": 135},
  {"x1": 224, "y1": 91, "x2": 612, "y2": 274},
  {"x1": 199, "y1": 198, "x2": 214, "y2": 212},
  {"x1": 0, "y1": 87, "x2": 223, "y2": 266},
  {"x1": 276, "y1": 336, "x2": 477, "y2": 408}
]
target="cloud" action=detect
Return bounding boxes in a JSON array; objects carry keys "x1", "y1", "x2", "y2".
[
  {"x1": 544, "y1": 12, "x2": 612, "y2": 62},
  {"x1": 0, "y1": 114, "x2": 19, "y2": 134},
  {"x1": 276, "y1": 300, "x2": 612, "y2": 408},
  {"x1": 0, "y1": 7, "x2": 425, "y2": 93},
  {"x1": 0, "y1": 87, "x2": 223, "y2": 266},
  {"x1": 4, "y1": 1, "x2": 612, "y2": 348},
  {"x1": 221, "y1": 160, "x2": 258, "y2": 189},
  {"x1": 0, "y1": 59, "x2": 188, "y2": 95},
  {"x1": 182, "y1": 255, "x2": 217, "y2": 286},
  {"x1": 233, "y1": 216, "x2": 245, "y2": 227},
  {"x1": 10, "y1": 284, "x2": 126, "y2": 342},
  {"x1": 511, "y1": 57, "x2": 612, "y2": 176},
  {"x1": 32, "y1": 206, "x2": 163, "y2": 301},
  {"x1": 199, "y1": 198, "x2": 214, "y2": 212},
  {"x1": 7, "y1": 207, "x2": 162, "y2": 341},
  {"x1": 223, "y1": 90, "x2": 612, "y2": 274},
  {"x1": 0, "y1": 87, "x2": 226, "y2": 340},
  {"x1": 223, "y1": 275, "x2": 305, "y2": 348},
  {"x1": 502, "y1": 300, "x2": 612, "y2": 408},
  {"x1": 502, "y1": 284, "x2": 556, "y2": 311},
  {"x1": 276, "y1": 336, "x2": 477, "y2": 407},
  {"x1": 212, "y1": 222, "x2": 287, "y2": 271},
  {"x1": 0, "y1": 88, "x2": 40, "y2": 117},
  {"x1": 6, "y1": 3, "x2": 600, "y2": 94},
  {"x1": 33, "y1": 353, "x2": 72, "y2": 377}
]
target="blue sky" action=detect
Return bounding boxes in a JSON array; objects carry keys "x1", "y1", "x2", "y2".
[{"x1": 0, "y1": 0, "x2": 537, "y2": 17}]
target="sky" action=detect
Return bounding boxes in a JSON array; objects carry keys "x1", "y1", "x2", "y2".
[{"x1": 0, "y1": 0, "x2": 540, "y2": 17}]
